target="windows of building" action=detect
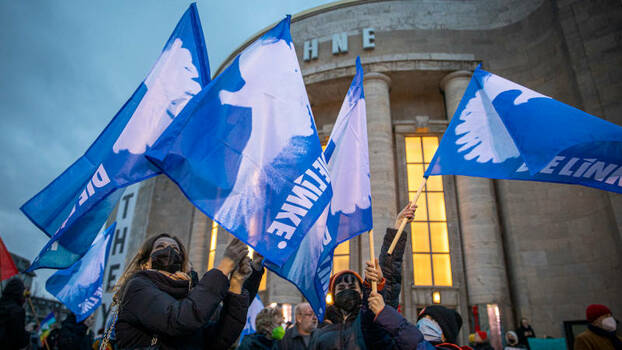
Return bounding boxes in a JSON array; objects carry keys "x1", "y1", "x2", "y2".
[
  {"x1": 207, "y1": 221, "x2": 218, "y2": 270},
  {"x1": 404, "y1": 136, "x2": 452, "y2": 287},
  {"x1": 332, "y1": 240, "x2": 350, "y2": 274}
]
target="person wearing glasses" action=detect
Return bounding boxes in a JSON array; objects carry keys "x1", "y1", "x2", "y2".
[{"x1": 278, "y1": 302, "x2": 318, "y2": 350}]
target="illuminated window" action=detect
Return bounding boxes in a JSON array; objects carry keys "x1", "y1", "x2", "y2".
[
  {"x1": 332, "y1": 240, "x2": 350, "y2": 274},
  {"x1": 405, "y1": 136, "x2": 452, "y2": 287},
  {"x1": 207, "y1": 221, "x2": 218, "y2": 270}
]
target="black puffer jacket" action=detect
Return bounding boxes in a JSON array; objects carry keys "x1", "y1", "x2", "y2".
[
  {"x1": 378, "y1": 228, "x2": 408, "y2": 308},
  {"x1": 0, "y1": 278, "x2": 29, "y2": 350},
  {"x1": 116, "y1": 269, "x2": 248, "y2": 350},
  {"x1": 310, "y1": 227, "x2": 419, "y2": 350}
]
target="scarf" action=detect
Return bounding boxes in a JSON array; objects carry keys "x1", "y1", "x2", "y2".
[
  {"x1": 588, "y1": 324, "x2": 622, "y2": 350},
  {"x1": 136, "y1": 270, "x2": 191, "y2": 299}
]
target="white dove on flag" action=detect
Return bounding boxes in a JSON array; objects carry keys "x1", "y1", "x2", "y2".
[{"x1": 454, "y1": 72, "x2": 549, "y2": 164}]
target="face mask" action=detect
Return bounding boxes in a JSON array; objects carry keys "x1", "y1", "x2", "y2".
[
  {"x1": 417, "y1": 317, "x2": 443, "y2": 343},
  {"x1": 334, "y1": 289, "x2": 362, "y2": 314},
  {"x1": 150, "y1": 246, "x2": 182, "y2": 273},
  {"x1": 601, "y1": 317, "x2": 617, "y2": 332},
  {"x1": 272, "y1": 325, "x2": 285, "y2": 340}
]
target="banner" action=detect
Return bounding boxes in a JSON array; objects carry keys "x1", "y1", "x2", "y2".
[
  {"x1": 46, "y1": 223, "x2": 116, "y2": 322},
  {"x1": 146, "y1": 16, "x2": 331, "y2": 267},
  {"x1": 426, "y1": 66, "x2": 622, "y2": 194},
  {"x1": 24, "y1": 3, "x2": 210, "y2": 271}
]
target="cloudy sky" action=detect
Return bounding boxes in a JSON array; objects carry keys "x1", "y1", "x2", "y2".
[{"x1": 0, "y1": 0, "x2": 332, "y2": 297}]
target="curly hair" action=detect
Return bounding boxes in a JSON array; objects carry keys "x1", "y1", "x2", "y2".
[{"x1": 255, "y1": 306, "x2": 282, "y2": 336}]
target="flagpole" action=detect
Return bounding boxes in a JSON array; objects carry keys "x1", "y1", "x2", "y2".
[
  {"x1": 27, "y1": 296, "x2": 40, "y2": 328},
  {"x1": 368, "y1": 230, "x2": 377, "y2": 293},
  {"x1": 387, "y1": 177, "x2": 427, "y2": 255}
]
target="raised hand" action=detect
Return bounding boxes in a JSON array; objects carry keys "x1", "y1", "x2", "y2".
[
  {"x1": 217, "y1": 238, "x2": 249, "y2": 276},
  {"x1": 230, "y1": 256, "x2": 252, "y2": 294},
  {"x1": 394, "y1": 204, "x2": 417, "y2": 228},
  {"x1": 251, "y1": 250, "x2": 264, "y2": 272},
  {"x1": 364, "y1": 258, "x2": 383, "y2": 283}
]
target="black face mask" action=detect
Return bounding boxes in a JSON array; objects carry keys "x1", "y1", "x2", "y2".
[
  {"x1": 150, "y1": 246, "x2": 182, "y2": 273},
  {"x1": 334, "y1": 289, "x2": 361, "y2": 314}
]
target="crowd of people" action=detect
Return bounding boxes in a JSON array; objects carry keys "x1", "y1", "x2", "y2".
[{"x1": 0, "y1": 203, "x2": 620, "y2": 349}]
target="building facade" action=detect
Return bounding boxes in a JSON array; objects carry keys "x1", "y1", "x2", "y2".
[{"x1": 96, "y1": 0, "x2": 622, "y2": 346}]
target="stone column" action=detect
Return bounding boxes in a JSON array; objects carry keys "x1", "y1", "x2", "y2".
[
  {"x1": 441, "y1": 71, "x2": 513, "y2": 343},
  {"x1": 363, "y1": 72, "x2": 397, "y2": 264},
  {"x1": 188, "y1": 208, "x2": 209, "y2": 274}
]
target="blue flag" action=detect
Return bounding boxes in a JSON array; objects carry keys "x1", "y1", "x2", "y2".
[
  {"x1": 146, "y1": 16, "x2": 331, "y2": 267},
  {"x1": 426, "y1": 66, "x2": 622, "y2": 193},
  {"x1": 239, "y1": 295, "x2": 264, "y2": 344},
  {"x1": 24, "y1": 3, "x2": 210, "y2": 271},
  {"x1": 46, "y1": 223, "x2": 116, "y2": 322},
  {"x1": 324, "y1": 57, "x2": 373, "y2": 243},
  {"x1": 265, "y1": 58, "x2": 373, "y2": 321}
]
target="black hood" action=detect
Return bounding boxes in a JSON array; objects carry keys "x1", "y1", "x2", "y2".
[
  {"x1": 418, "y1": 305, "x2": 463, "y2": 344},
  {"x1": 0, "y1": 277, "x2": 25, "y2": 302}
]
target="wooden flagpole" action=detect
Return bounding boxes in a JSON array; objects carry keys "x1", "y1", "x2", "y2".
[
  {"x1": 387, "y1": 177, "x2": 427, "y2": 255},
  {"x1": 26, "y1": 296, "x2": 40, "y2": 328},
  {"x1": 368, "y1": 229, "x2": 377, "y2": 293}
]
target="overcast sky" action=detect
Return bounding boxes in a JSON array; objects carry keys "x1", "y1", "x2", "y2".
[{"x1": 0, "y1": 0, "x2": 333, "y2": 297}]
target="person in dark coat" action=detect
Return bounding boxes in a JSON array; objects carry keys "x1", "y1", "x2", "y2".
[
  {"x1": 113, "y1": 233, "x2": 252, "y2": 350},
  {"x1": 416, "y1": 305, "x2": 465, "y2": 349},
  {"x1": 516, "y1": 318, "x2": 535, "y2": 349},
  {"x1": 278, "y1": 302, "x2": 317, "y2": 350},
  {"x1": 237, "y1": 306, "x2": 284, "y2": 350},
  {"x1": 0, "y1": 277, "x2": 30, "y2": 350},
  {"x1": 55, "y1": 313, "x2": 93, "y2": 350},
  {"x1": 309, "y1": 203, "x2": 423, "y2": 350},
  {"x1": 574, "y1": 304, "x2": 622, "y2": 350}
]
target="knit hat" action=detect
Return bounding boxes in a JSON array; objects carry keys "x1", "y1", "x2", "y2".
[
  {"x1": 328, "y1": 270, "x2": 363, "y2": 295},
  {"x1": 418, "y1": 305, "x2": 463, "y2": 344},
  {"x1": 586, "y1": 304, "x2": 611, "y2": 323}
]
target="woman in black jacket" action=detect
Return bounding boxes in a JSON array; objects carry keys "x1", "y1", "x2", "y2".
[{"x1": 111, "y1": 233, "x2": 252, "y2": 350}]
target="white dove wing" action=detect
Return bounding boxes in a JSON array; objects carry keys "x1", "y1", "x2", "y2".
[
  {"x1": 216, "y1": 38, "x2": 314, "y2": 230},
  {"x1": 113, "y1": 39, "x2": 201, "y2": 155},
  {"x1": 454, "y1": 88, "x2": 520, "y2": 163}
]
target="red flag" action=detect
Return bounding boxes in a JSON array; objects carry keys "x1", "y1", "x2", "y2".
[{"x1": 0, "y1": 236, "x2": 19, "y2": 281}]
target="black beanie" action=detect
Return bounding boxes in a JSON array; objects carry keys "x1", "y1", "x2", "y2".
[{"x1": 418, "y1": 305, "x2": 463, "y2": 344}]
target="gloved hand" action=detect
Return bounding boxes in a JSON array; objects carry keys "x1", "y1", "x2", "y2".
[
  {"x1": 217, "y1": 238, "x2": 249, "y2": 276},
  {"x1": 223, "y1": 238, "x2": 249, "y2": 265},
  {"x1": 251, "y1": 251, "x2": 264, "y2": 272},
  {"x1": 233, "y1": 256, "x2": 253, "y2": 282}
]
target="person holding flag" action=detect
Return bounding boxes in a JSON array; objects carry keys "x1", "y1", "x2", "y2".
[
  {"x1": 110, "y1": 233, "x2": 253, "y2": 350},
  {"x1": 308, "y1": 204, "x2": 420, "y2": 350},
  {"x1": 305, "y1": 56, "x2": 424, "y2": 349}
]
